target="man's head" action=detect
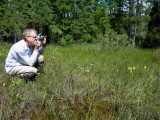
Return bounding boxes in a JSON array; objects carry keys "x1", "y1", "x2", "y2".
[{"x1": 22, "y1": 29, "x2": 38, "y2": 46}]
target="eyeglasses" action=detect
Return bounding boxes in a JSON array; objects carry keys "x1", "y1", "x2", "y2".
[{"x1": 29, "y1": 36, "x2": 37, "y2": 39}]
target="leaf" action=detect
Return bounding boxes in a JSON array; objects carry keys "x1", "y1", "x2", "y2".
[{"x1": 50, "y1": 25, "x2": 63, "y2": 35}]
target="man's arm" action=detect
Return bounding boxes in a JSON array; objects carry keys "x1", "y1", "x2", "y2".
[
  {"x1": 38, "y1": 36, "x2": 47, "y2": 54},
  {"x1": 13, "y1": 48, "x2": 39, "y2": 66}
]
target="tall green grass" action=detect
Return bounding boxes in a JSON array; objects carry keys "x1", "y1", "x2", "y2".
[{"x1": 0, "y1": 43, "x2": 160, "y2": 120}]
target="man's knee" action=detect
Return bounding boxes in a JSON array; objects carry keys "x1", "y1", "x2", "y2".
[
  {"x1": 36, "y1": 55, "x2": 44, "y2": 68},
  {"x1": 32, "y1": 67, "x2": 38, "y2": 73},
  {"x1": 38, "y1": 55, "x2": 44, "y2": 63}
]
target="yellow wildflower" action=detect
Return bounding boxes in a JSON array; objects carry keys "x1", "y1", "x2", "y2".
[
  {"x1": 116, "y1": 69, "x2": 119, "y2": 72},
  {"x1": 128, "y1": 67, "x2": 132, "y2": 71},
  {"x1": 133, "y1": 67, "x2": 136, "y2": 70},
  {"x1": 144, "y1": 66, "x2": 147, "y2": 69}
]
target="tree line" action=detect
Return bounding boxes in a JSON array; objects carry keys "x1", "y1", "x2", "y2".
[{"x1": 0, "y1": 0, "x2": 160, "y2": 48}]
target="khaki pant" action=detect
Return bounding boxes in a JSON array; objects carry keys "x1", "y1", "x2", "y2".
[{"x1": 8, "y1": 55, "x2": 44, "y2": 75}]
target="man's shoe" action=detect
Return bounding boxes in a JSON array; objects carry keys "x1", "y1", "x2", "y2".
[{"x1": 23, "y1": 72, "x2": 37, "y2": 81}]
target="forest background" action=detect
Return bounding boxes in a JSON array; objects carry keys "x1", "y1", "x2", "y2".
[{"x1": 0, "y1": 0, "x2": 160, "y2": 48}]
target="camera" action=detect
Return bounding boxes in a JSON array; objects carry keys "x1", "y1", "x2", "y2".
[{"x1": 37, "y1": 34, "x2": 44, "y2": 41}]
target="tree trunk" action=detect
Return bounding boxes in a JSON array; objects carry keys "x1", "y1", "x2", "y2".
[
  {"x1": 136, "y1": 0, "x2": 139, "y2": 16},
  {"x1": 14, "y1": 33, "x2": 17, "y2": 43},
  {"x1": 133, "y1": 24, "x2": 137, "y2": 47},
  {"x1": 129, "y1": 0, "x2": 135, "y2": 16}
]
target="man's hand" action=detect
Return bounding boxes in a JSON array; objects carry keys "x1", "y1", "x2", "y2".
[
  {"x1": 34, "y1": 41, "x2": 40, "y2": 51},
  {"x1": 42, "y1": 36, "x2": 47, "y2": 47},
  {"x1": 34, "y1": 45, "x2": 40, "y2": 51}
]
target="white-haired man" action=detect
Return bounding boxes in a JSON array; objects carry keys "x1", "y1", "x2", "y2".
[{"x1": 5, "y1": 29, "x2": 46, "y2": 80}]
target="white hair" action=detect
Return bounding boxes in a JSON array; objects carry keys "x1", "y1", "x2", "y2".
[{"x1": 22, "y1": 29, "x2": 37, "y2": 39}]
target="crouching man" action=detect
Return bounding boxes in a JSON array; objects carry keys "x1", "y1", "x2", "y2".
[{"x1": 5, "y1": 29, "x2": 46, "y2": 80}]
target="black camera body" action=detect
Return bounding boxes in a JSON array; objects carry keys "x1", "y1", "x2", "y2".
[{"x1": 37, "y1": 34, "x2": 44, "y2": 41}]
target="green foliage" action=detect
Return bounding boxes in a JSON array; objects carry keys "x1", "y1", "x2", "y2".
[
  {"x1": 49, "y1": 25, "x2": 63, "y2": 35},
  {"x1": 122, "y1": 16, "x2": 150, "y2": 47},
  {"x1": 28, "y1": 0, "x2": 53, "y2": 27},
  {"x1": 144, "y1": 1, "x2": 160, "y2": 48},
  {"x1": 0, "y1": 0, "x2": 29, "y2": 41},
  {"x1": 64, "y1": 34, "x2": 74, "y2": 44},
  {"x1": 60, "y1": 37, "x2": 66, "y2": 46},
  {"x1": 0, "y1": 0, "x2": 156, "y2": 47}
]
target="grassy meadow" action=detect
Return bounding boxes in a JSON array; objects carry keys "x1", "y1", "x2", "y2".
[{"x1": 0, "y1": 43, "x2": 160, "y2": 120}]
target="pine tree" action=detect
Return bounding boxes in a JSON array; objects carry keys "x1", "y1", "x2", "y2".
[
  {"x1": 0, "y1": 0, "x2": 29, "y2": 42},
  {"x1": 144, "y1": 0, "x2": 160, "y2": 48},
  {"x1": 27, "y1": 0, "x2": 53, "y2": 34}
]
